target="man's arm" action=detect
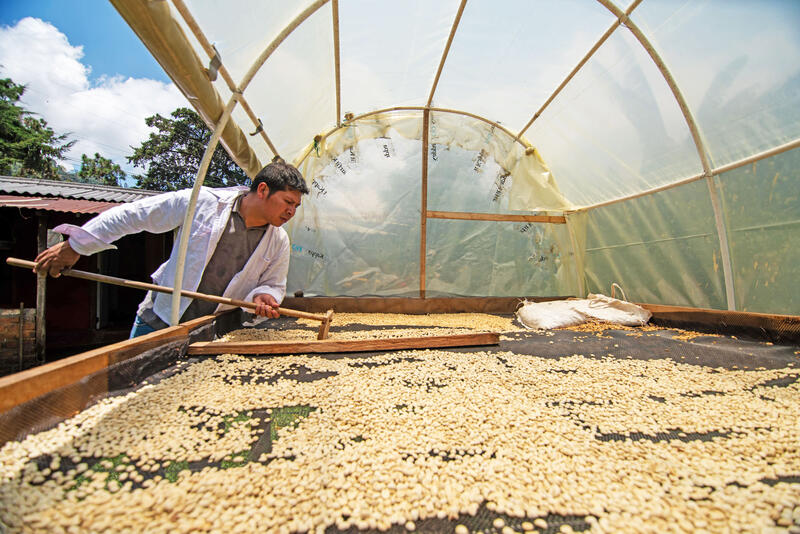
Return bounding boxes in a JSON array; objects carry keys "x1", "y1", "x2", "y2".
[
  {"x1": 34, "y1": 190, "x2": 191, "y2": 277},
  {"x1": 60, "y1": 190, "x2": 190, "y2": 256}
]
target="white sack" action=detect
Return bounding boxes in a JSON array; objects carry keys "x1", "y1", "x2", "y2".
[
  {"x1": 515, "y1": 294, "x2": 651, "y2": 330},
  {"x1": 572, "y1": 293, "x2": 652, "y2": 326},
  {"x1": 515, "y1": 300, "x2": 587, "y2": 330}
]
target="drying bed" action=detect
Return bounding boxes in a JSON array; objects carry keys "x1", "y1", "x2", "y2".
[{"x1": 1, "y1": 314, "x2": 799, "y2": 533}]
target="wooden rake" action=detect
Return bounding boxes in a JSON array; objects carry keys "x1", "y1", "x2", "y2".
[{"x1": 6, "y1": 257, "x2": 334, "y2": 339}]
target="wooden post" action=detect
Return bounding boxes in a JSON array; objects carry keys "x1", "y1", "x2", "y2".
[
  {"x1": 18, "y1": 302, "x2": 24, "y2": 372},
  {"x1": 420, "y1": 108, "x2": 429, "y2": 299},
  {"x1": 36, "y1": 215, "x2": 47, "y2": 364}
]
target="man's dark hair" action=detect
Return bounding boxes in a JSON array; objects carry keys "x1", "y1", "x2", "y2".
[{"x1": 251, "y1": 155, "x2": 309, "y2": 195}]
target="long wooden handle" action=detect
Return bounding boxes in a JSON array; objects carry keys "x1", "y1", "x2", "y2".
[{"x1": 6, "y1": 257, "x2": 328, "y2": 323}]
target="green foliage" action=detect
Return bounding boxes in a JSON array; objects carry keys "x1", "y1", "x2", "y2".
[
  {"x1": 128, "y1": 107, "x2": 249, "y2": 191},
  {"x1": 77, "y1": 152, "x2": 126, "y2": 186},
  {"x1": 0, "y1": 78, "x2": 75, "y2": 179}
]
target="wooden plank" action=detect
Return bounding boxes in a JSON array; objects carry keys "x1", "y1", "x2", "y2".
[
  {"x1": 281, "y1": 296, "x2": 567, "y2": 314},
  {"x1": 638, "y1": 303, "x2": 799, "y2": 320},
  {"x1": 35, "y1": 215, "x2": 47, "y2": 363},
  {"x1": 180, "y1": 314, "x2": 219, "y2": 330},
  {"x1": 0, "y1": 308, "x2": 35, "y2": 319},
  {"x1": 639, "y1": 303, "x2": 800, "y2": 343},
  {"x1": 427, "y1": 210, "x2": 566, "y2": 224},
  {"x1": 188, "y1": 332, "x2": 501, "y2": 355},
  {"x1": 0, "y1": 326, "x2": 187, "y2": 414}
]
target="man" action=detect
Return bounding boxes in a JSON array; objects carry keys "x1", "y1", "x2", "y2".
[{"x1": 34, "y1": 156, "x2": 309, "y2": 337}]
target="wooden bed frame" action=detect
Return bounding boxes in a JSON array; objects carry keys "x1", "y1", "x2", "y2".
[{"x1": 1, "y1": 298, "x2": 797, "y2": 446}]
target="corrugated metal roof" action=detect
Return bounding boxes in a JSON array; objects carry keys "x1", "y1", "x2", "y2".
[
  {"x1": 0, "y1": 176, "x2": 160, "y2": 202},
  {"x1": 0, "y1": 195, "x2": 119, "y2": 214}
]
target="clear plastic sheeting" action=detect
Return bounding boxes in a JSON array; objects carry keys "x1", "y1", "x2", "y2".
[
  {"x1": 581, "y1": 179, "x2": 727, "y2": 310},
  {"x1": 635, "y1": 0, "x2": 800, "y2": 170},
  {"x1": 241, "y1": 4, "x2": 335, "y2": 160},
  {"x1": 283, "y1": 110, "x2": 575, "y2": 297},
  {"x1": 428, "y1": 112, "x2": 570, "y2": 212},
  {"x1": 338, "y1": 0, "x2": 459, "y2": 113},
  {"x1": 719, "y1": 148, "x2": 800, "y2": 315},
  {"x1": 286, "y1": 127, "x2": 422, "y2": 297},
  {"x1": 427, "y1": 139, "x2": 514, "y2": 215},
  {"x1": 434, "y1": 0, "x2": 614, "y2": 131},
  {"x1": 425, "y1": 219, "x2": 570, "y2": 297},
  {"x1": 182, "y1": 1, "x2": 312, "y2": 83},
  {"x1": 110, "y1": 0, "x2": 800, "y2": 312},
  {"x1": 528, "y1": 26, "x2": 701, "y2": 207}
]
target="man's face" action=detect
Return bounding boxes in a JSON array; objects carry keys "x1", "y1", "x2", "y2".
[{"x1": 258, "y1": 183, "x2": 301, "y2": 226}]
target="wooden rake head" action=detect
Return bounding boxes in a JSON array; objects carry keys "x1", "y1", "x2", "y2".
[{"x1": 316, "y1": 309, "x2": 334, "y2": 340}]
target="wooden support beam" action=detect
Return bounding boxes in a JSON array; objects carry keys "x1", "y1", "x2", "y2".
[
  {"x1": 18, "y1": 302, "x2": 24, "y2": 372},
  {"x1": 420, "y1": 108, "x2": 430, "y2": 298},
  {"x1": 188, "y1": 332, "x2": 500, "y2": 355},
  {"x1": 332, "y1": 0, "x2": 342, "y2": 126},
  {"x1": 427, "y1": 211, "x2": 566, "y2": 224}
]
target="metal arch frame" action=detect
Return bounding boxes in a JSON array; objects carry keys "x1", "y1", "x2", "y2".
[
  {"x1": 294, "y1": 106, "x2": 529, "y2": 170},
  {"x1": 589, "y1": 0, "x2": 735, "y2": 310},
  {"x1": 163, "y1": 0, "x2": 795, "y2": 310},
  {"x1": 169, "y1": 95, "x2": 239, "y2": 324},
  {"x1": 168, "y1": 0, "x2": 330, "y2": 324}
]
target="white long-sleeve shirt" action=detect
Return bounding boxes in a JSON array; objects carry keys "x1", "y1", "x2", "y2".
[{"x1": 54, "y1": 186, "x2": 290, "y2": 324}]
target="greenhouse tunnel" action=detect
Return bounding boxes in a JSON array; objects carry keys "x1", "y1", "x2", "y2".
[
  {"x1": 110, "y1": 0, "x2": 799, "y2": 316},
  {"x1": 1, "y1": 1, "x2": 799, "y2": 533}
]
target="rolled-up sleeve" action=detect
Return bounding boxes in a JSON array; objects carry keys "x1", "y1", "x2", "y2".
[{"x1": 54, "y1": 191, "x2": 189, "y2": 256}]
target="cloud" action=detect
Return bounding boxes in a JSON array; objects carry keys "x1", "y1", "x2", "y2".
[{"x1": 0, "y1": 17, "x2": 185, "y2": 176}]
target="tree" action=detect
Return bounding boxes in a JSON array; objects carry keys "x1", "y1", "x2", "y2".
[
  {"x1": 128, "y1": 107, "x2": 248, "y2": 191},
  {"x1": 77, "y1": 152, "x2": 125, "y2": 186},
  {"x1": 0, "y1": 78, "x2": 74, "y2": 179}
]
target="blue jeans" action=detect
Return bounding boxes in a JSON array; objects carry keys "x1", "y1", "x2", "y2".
[{"x1": 129, "y1": 316, "x2": 157, "y2": 339}]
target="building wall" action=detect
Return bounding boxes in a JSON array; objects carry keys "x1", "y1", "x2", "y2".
[{"x1": 0, "y1": 207, "x2": 172, "y2": 365}]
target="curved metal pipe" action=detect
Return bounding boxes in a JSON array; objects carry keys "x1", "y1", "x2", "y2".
[
  {"x1": 596, "y1": 0, "x2": 735, "y2": 310},
  {"x1": 170, "y1": 95, "x2": 239, "y2": 325},
  {"x1": 295, "y1": 105, "x2": 529, "y2": 169}
]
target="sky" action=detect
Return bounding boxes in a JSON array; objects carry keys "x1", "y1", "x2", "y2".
[{"x1": 0, "y1": 0, "x2": 186, "y2": 179}]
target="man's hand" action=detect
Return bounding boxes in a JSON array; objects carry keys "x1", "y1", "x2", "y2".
[
  {"x1": 34, "y1": 241, "x2": 80, "y2": 278},
  {"x1": 253, "y1": 293, "x2": 280, "y2": 319}
]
